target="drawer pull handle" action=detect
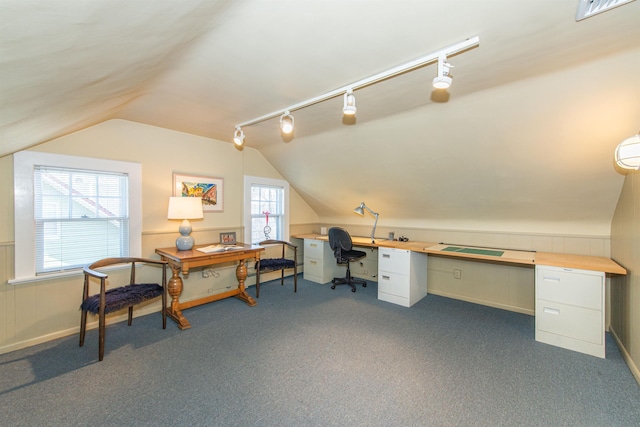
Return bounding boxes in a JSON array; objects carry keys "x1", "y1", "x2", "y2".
[
  {"x1": 382, "y1": 254, "x2": 390, "y2": 258},
  {"x1": 381, "y1": 275, "x2": 390, "y2": 280},
  {"x1": 310, "y1": 243, "x2": 317, "y2": 248},
  {"x1": 543, "y1": 307, "x2": 560, "y2": 315},
  {"x1": 309, "y1": 260, "x2": 317, "y2": 265},
  {"x1": 543, "y1": 276, "x2": 560, "y2": 283}
]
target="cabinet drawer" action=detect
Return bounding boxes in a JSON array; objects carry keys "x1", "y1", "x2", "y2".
[
  {"x1": 378, "y1": 248, "x2": 410, "y2": 274},
  {"x1": 536, "y1": 299, "x2": 603, "y2": 345},
  {"x1": 378, "y1": 271, "x2": 410, "y2": 298},
  {"x1": 536, "y1": 267, "x2": 603, "y2": 309},
  {"x1": 304, "y1": 256, "x2": 324, "y2": 277},
  {"x1": 304, "y1": 239, "x2": 325, "y2": 258}
]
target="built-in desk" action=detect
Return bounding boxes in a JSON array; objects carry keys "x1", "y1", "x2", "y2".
[{"x1": 295, "y1": 233, "x2": 626, "y2": 358}]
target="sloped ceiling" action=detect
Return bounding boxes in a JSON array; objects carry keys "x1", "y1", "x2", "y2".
[{"x1": 1, "y1": 0, "x2": 639, "y2": 235}]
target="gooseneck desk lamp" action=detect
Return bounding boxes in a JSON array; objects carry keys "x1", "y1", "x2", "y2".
[
  {"x1": 168, "y1": 196, "x2": 204, "y2": 251},
  {"x1": 354, "y1": 202, "x2": 379, "y2": 243}
]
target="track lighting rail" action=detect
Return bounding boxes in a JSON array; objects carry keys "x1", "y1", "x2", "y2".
[{"x1": 233, "y1": 35, "x2": 479, "y2": 143}]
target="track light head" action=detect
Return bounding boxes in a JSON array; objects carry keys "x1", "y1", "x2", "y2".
[
  {"x1": 432, "y1": 75, "x2": 452, "y2": 89},
  {"x1": 433, "y1": 54, "x2": 453, "y2": 89},
  {"x1": 233, "y1": 126, "x2": 245, "y2": 147},
  {"x1": 343, "y1": 89, "x2": 357, "y2": 116},
  {"x1": 280, "y1": 111, "x2": 294, "y2": 134}
]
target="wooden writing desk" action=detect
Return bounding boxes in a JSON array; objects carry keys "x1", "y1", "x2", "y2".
[{"x1": 155, "y1": 243, "x2": 264, "y2": 330}]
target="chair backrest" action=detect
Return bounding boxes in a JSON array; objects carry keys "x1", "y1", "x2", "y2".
[
  {"x1": 328, "y1": 227, "x2": 353, "y2": 254},
  {"x1": 259, "y1": 240, "x2": 297, "y2": 258}
]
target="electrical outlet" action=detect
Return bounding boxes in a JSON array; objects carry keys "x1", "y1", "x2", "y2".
[
  {"x1": 454, "y1": 269, "x2": 462, "y2": 279},
  {"x1": 202, "y1": 269, "x2": 219, "y2": 278}
]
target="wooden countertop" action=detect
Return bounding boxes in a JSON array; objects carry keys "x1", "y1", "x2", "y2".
[
  {"x1": 535, "y1": 252, "x2": 626, "y2": 275},
  {"x1": 293, "y1": 234, "x2": 626, "y2": 275}
]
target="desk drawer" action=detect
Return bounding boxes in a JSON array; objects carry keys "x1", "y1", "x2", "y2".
[
  {"x1": 378, "y1": 248, "x2": 410, "y2": 274},
  {"x1": 536, "y1": 266, "x2": 603, "y2": 309},
  {"x1": 378, "y1": 271, "x2": 410, "y2": 298},
  {"x1": 536, "y1": 299, "x2": 603, "y2": 345},
  {"x1": 304, "y1": 239, "x2": 326, "y2": 258}
]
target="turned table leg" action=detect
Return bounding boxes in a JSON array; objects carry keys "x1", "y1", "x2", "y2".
[
  {"x1": 166, "y1": 265, "x2": 191, "y2": 329},
  {"x1": 235, "y1": 259, "x2": 257, "y2": 307}
]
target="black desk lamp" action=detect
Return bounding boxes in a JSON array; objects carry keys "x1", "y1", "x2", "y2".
[{"x1": 354, "y1": 202, "x2": 379, "y2": 243}]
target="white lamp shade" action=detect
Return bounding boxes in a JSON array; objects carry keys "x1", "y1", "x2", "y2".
[
  {"x1": 615, "y1": 134, "x2": 640, "y2": 170},
  {"x1": 168, "y1": 196, "x2": 204, "y2": 220}
]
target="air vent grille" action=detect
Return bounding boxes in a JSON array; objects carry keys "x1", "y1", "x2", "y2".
[{"x1": 576, "y1": 0, "x2": 636, "y2": 21}]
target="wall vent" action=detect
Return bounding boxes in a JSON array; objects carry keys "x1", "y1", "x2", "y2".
[{"x1": 576, "y1": 0, "x2": 636, "y2": 21}]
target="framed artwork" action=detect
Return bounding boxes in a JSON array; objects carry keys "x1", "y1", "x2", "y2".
[
  {"x1": 219, "y1": 232, "x2": 237, "y2": 244},
  {"x1": 173, "y1": 173, "x2": 223, "y2": 212}
]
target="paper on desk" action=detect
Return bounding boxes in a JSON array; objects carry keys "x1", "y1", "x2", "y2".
[{"x1": 196, "y1": 244, "x2": 243, "y2": 253}]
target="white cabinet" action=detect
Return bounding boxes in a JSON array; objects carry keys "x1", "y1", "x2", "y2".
[
  {"x1": 303, "y1": 239, "x2": 335, "y2": 284},
  {"x1": 378, "y1": 247, "x2": 427, "y2": 307},
  {"x1": 535, "y1": 265, "x2": 605, "y2": 358}
]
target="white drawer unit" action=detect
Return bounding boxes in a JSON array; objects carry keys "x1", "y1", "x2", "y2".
[
  {"x1": 535, "y1": 265, "x2": 605, "y2": 358},
  {"x1": 303, "y1": 239, "x2": 335, "y2": 284},
  {"x1": 378, "y1": 247, "x2": 427, "y2": 307}
]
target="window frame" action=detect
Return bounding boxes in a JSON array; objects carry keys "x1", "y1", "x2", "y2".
[
  {"x1": 243, "y1": 175, "x2": 289, "y2": 244},
  {"x1": 12, "y1": 151, "x2": 142, "y2": 283}
]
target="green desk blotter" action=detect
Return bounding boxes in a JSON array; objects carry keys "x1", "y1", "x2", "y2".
[{"x1": 442, "y1": 246, "x2": 504, "y2": 257}]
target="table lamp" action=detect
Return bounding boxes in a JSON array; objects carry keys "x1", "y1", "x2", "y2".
[
  {"x1": 168, "y1": 196, "x2": 204, "y2": 251},
  {"x1": 354, "y1": 202, "x2": 379, "y2": 243}
]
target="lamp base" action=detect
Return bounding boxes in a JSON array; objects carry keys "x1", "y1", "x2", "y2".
[
  {"x1": 176, "y1": 219, "x2": 194, "y2": 251},
  {"x1": 176, "y1": 235, "x2": 194, "y2": 251}
]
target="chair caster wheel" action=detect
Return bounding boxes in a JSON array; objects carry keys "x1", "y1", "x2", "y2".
[
  {"x1": 331, "y1": 285, "x2": 336, "y2": 290},
  {"x1": 351, "y1": 288, "x2": 356, "y2": 292},
  {"x1": 363, "y1": 283, "x2": 367, "y2": 287}
]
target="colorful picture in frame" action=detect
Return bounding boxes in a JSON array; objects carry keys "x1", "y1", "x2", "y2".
[
  {"x1": 219, "y1": 232, "x2": 236, "y2": 244},
  {"x1": 173, "y1": 173, "x2": 224, "y2": 212}
]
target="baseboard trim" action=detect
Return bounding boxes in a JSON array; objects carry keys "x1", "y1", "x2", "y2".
[
  {"x1": 609, "y1": 326, "x2": 640, "y2": 386},
  {"x1": 0, "y1": 305, "x2": 160, "y2": 356},
  {"x1": 427, "y1": 290, "x2": 535, "y2": 316}
]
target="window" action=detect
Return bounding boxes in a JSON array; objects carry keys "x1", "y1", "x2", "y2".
[
  {"x1": 34, "y1": 166, "x2": 129, "y2": 274},
  {"x1": 244, "y1": 176, "x2": 289, "y2": 244},
  {"x1": 13, "y1": 152, "x2": 141, "y2": 282}
]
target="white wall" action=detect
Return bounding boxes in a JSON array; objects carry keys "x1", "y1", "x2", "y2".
[{"x1": 0, "y1": 119, "x2": 318, "y2": 354}]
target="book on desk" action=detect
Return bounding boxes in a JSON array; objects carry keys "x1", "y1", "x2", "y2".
[{"x1": 196, "y1": 244, "x2": 244, "y2": 254}]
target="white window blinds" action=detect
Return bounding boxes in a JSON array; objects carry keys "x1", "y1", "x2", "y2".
[{"x1": 34, "y1": 166, "x2": 129, "y2": 274}]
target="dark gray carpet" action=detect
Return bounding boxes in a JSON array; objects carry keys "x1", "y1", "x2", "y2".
[{"x1": 1, "y1": 275, "x2": 639, "y2": 426}]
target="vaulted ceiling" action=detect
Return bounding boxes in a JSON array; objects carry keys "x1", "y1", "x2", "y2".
[{"x1": 2, "y1": 0, "x2": 639, "y2": 235}]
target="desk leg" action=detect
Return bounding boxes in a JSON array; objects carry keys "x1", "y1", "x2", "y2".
[
  {"x1": 234, "y1": 259, "x2": 257, "y2": 307},
  {"x1": 166, "y1": 265, "x2": 191, "y2": 330}
]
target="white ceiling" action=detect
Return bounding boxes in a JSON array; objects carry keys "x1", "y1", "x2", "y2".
[{"x1": 1, "y1": 0, "x2": 639, "y2": 235}]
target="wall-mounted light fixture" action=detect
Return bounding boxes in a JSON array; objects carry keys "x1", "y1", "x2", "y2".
[
  {"x1": 232, "y1": 36, "x2": 479, "y2": 146},
  {"x1": 615, "y1": 132, "x2": 640, "y2": 170},
  {"x1": 354, "y1": 202, "x2": 379, "y2": 243}
]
